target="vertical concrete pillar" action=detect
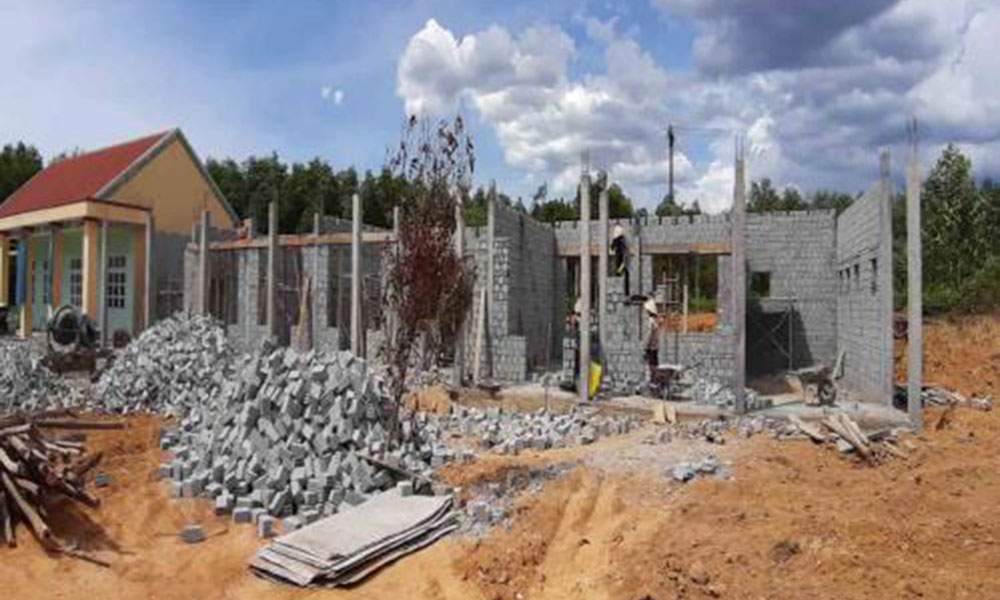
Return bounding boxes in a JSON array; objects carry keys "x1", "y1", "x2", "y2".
[
  {"x1": 266, "y1": 201, "x2": 278, "y2": 339},
  {"x1": 199, "y1": 210, "x2": 210, "y2": 316},
  {"x1": 597, "y1": 185, "x2": 609, "y2": 368},
  {"x1": 578, "y1": 172, "x2": 592, "y2": 403},
  {"x1": 82, "y1": 219, "x2": 98, "y2": 320},
  {"x1": 312, "y1": 211, "x2": 321, "y2": 346},
  {"x1": 731, "y1": 139, "x2": 747, "y2": 413},
  {"x1": 454, "y1": 200, "x2": 466, "y2": 386},
  {"x1": 144, "y1": 212, "x2": 154, "y2": 328},
  {"x1": 0, "y1": 233, "x2": 8, "y2": 308},
  {"x1": 879, "y1": 150, "x2": 895, "y2": 404},
  {"x1": 19, "y1": 233, "x2": 33, "y2": 338},
  {"x1": 485, "y1": 183, "x2": 496, "y2": 379},
  {"x1": 350, "y1": 193, "x2": 361, "y2": 356},
  {"x1": 905, "y1": 125, "x2": 923, "y2": 430},
  {"x1": 99, "y1": 220, "x2": 108, "y2": 346},
  {"x1": 51, "y1": 227, "x2": 62, "y2": 309}
]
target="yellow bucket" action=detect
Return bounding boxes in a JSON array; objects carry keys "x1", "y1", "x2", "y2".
[{"x1": 588, "y1": 361, "x2": 602, "y2": 398}]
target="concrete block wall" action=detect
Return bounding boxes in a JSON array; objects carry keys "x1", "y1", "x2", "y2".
[
  {"x1": 835, "y1": 183, "x2": 892, "y2": 403},
  {"x1": 746, "y1": 211, "x2": 837, "y2": 374}
]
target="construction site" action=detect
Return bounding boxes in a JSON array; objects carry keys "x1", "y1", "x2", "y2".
[{"x1": 0, "y1": 117, "x2": 996, "y2": 600}]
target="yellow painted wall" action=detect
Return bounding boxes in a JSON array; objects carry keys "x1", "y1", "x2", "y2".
[{"x1": 108, "y1": 138, "x2": 236, "y2": 234}]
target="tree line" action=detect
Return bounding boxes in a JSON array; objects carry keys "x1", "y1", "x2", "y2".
[{"x1": 0, "y1": 140, "x2": 996, "y2": 313}]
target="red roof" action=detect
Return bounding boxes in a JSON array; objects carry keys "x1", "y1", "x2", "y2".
[{"x1": 0, "y1": 130, "x2": 171, "y2": 220}]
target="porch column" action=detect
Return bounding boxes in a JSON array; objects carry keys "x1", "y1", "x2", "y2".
[
  {"x1": 145, "y1": 213, "x2": 154, "y2": 329},
  {"x1": 133, "y1": 222, "x2": 147, "y2": 332},
  {"x1": 51, "y1": 227, "x2": 63, "y2": 308},
  {"x1": 100, "y1": 220, "x2": 108, "y2": 347},
  {"x1": 0, "y1": 233, "x2": 8, "y2": 307},
  {"x1": 19, "y1": 233, "x2": 33, "y2": 338},
  {"x1": 82, "y1": 219, "x2": 99, "y2": 320}
]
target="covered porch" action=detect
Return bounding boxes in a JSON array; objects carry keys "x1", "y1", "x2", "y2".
[{"x1": 0, "y1": 199, "x2": 153, "y2": 343}]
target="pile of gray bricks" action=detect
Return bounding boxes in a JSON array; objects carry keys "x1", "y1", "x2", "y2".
[
  {"x1": 93, "y1": 312, "x2": 235, "y2": 414},
  {"x1": 0, "y1": 340, "x2": 78, "y2": 412},
  {"x1": 158, "y1": 340, "x2": 445, "y2": 536},
  {"x1": 425, "y1": 405, "x2": 641, "y2": 455}
]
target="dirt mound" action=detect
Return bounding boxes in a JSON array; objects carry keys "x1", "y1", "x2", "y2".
[{"x1": 895, "y1": 312, "x2": 999, "y2": 398}]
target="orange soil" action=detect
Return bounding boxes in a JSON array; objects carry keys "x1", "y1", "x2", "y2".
[
  {"x1": 895, "y1": 312, "x2": 999, "y2": 398},
  {"x1": 2, "y1": 313, "x2": 998, "y2": 600},
  {"x1": 660, "y1": 311, "x2": 718, "y2": 333}
]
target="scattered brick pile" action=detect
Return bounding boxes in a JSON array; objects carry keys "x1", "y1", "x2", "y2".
[
  {"x1": 158, "y1": 340, "x2": 444, "y2": 536},
  {"x1": 93, "y1": 313, "x2": 233, "y2": 415},
  {"x1": 0, "y1": 341, "x2": 76, "y2": 413}
]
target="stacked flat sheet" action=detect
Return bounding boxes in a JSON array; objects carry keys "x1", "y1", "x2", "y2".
[{"x1": 250, "y1": 489, "x2": 457, "y2": 586}]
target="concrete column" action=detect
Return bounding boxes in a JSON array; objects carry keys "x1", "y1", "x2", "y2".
[
  {"x1": 485, "y1": 183, "x2": 496, "y2": 379},
  {"x1": 266, "y1": 201, "x2": 278, "y2": 339},
  {"x1": 19, "y1": 234, "x2": 33, "y2": 338},
  {"x1": 879, "y1": 150, "x2": 894, "y2": 404},
  {"x1": 99, "y1": 220, "x2": 108, "y2": 346},
  {"x1": 731, "y1": 140, "x2": 747, "y2": 413},
  {"x1": 350, "y1": 193, "x2": 361, "y2": 356},
  {"x1": 144, "y1": 212, "x2": 154, "y2": 328},
  {"x1": 454, "y1": 200, "x2": 466, "y2": 386},
  {"x1": 51, "y1": 227, "x2": 62, "y2": 308},
  {"x1": 486, "y1": 182, "x2": 496, "y2": 335},
  {"x1": 82, "y1": 219, "x2": 98, "y2": 320},
  {"x1": 199, "y1": 210, "x2": 210, "y2": 316},
  {"x1": 313, "y1": 211, "x2": 321, "y2": 345},
  {"x1": 0, "y1": 233, "x2": 8, "y2": 307},
  {"x1": 906, "y1": 127, "x2": 923, "y2": 430},
  {"x1": 597, "y1": 185, "x2": 609, "y2": 369},
  {"x1": 578, "y1": 172, "x2": 592, "y2": 403}
]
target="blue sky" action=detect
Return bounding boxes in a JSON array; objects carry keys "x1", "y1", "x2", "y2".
[{"x1": 2, "y1": 1, "x2": 998, "y2": 212}]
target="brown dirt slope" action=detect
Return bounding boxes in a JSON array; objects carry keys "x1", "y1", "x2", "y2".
[{"x1": 895, "y1": 312, "x2": 999, "y2": 398}]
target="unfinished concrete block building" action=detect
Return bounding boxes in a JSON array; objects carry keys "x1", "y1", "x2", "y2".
[
  {"x1": 460, "y1": 154, "x2": 897, "y2": 407},
  {"x1": 184, "y1": 150, "x2": 913, "y2": 412}
]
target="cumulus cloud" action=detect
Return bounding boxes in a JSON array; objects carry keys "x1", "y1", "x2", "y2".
[
  {"x1": 397, "y1": 18, "x2": 712, "y2": 208},
  {"x1": 397, "y1": 2, "x2": 1000, "y2": 212}
]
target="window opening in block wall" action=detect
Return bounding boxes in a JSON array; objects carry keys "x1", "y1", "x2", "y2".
[
  {"x1": 650, "y1": 253, "x2": 718, "y2": 332},
  {"x1": 750, "y1": 271, "x2": 771, "y2": 299}
]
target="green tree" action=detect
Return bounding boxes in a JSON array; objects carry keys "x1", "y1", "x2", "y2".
[
  {"x1": 748, "y1": 178, "x2": 782, "y2": 212},
  {"x1": 0, "y1": 142, "x2": 43, "y2": 201},
  {"x1": 810, "y1": 189, "x2": 854, "y2": 215},
  {"x1": 922, "y1": 144, "x2": 988, "y2": 302}
]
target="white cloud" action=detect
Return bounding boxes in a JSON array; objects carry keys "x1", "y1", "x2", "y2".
[
  {"x1": 397, "y1": 18, "x2": 719, "y2": 210},
  {"x1": 398, "y1": 2, "x2": 1000, "y2": 213}
]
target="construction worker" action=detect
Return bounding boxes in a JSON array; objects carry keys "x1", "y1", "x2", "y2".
[
  {"x1": 610, "y1": 225, "x2": 630, "y2": 295},
  {"x1": 643, "y1": 298, "x2": 662, "y2": 387}
]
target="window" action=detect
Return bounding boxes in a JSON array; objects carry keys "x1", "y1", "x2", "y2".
[
  {"x1": 853, "y1": 264, "x2": 860, "y2": 290},
  {"x1": 106, "y1": 255, "x2": 127, "y2": 309},
  {"x1": 750, "y1": 271, "x2": 771, "y2": 298},
  {"x1": 870, "y1": 258, "x2": 878, "y2": 294},
  {"x1": 69, "y1": 258, "x2": 82, "y2": 307}
]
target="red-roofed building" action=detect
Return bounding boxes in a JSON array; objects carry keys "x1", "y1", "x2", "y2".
[{"x1": 0, "y1": 128, "x2": 238, "y2": 337}]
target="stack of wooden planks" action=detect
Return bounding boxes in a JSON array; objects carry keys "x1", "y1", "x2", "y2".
[{"x1": 0, "y1": 410, "x2": 122, "y2": 559}]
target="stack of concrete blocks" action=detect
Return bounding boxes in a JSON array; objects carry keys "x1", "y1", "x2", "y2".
[
  {"x1": 745, "y1": 211, "x2": 838, "y2": 374},
  {"x1": 159, "y1": 342, "x2": 447, "y2": 534},
  {"x1": 835, "y1": 183, "x2": 893, "y2": 403}
]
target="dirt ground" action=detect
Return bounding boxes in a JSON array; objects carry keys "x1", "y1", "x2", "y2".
[
  {"x1": 2, "y1": 314, "x2": 998, "y2": 600},
  {"x1": 895, "y1": 312, "x2": 999, "y2": 398}
]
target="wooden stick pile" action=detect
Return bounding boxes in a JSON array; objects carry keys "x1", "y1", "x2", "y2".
[
  {"x1": 0, "y1": 410, "x2": 122, "y2": 554},
  {"x1": 788, "y1": 413, "x2": 906, "y2": 465}
]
